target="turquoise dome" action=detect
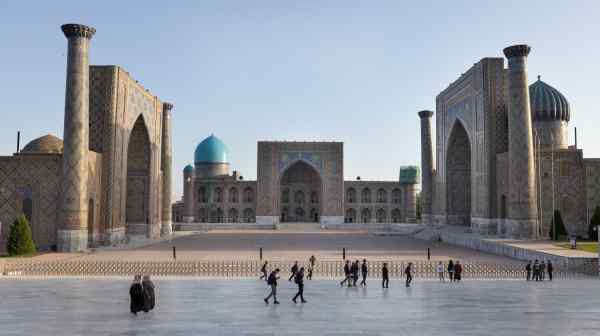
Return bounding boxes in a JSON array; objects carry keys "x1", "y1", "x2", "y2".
[
  {"x1": 183, "y1": 164, "x2": 194, "y2": 173},
  {"x1": 194, "y1": 135, "x2": 229, "y2": 164},
  {"x1": 529, "y1": 76, "x2": 570, "y2": 122}
]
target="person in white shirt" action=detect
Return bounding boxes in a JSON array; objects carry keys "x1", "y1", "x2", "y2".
[{"x1": 436, "y1": 261, "x2": 444, "y2": 282}]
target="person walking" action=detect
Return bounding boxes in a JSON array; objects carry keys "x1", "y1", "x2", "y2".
[
  {"x1": 264, "y1": 268, "x2": 280, "y2": 304},
  {"x1": 533, "y1": 260, "x2": 540, "y2": 281},
  {"x1": 382, "y1": 262, "x2": 389, "y2": 288},
  {"x1": 340, "y1": 260, "x2": 352, "y2": 287},
  {"x1": 540, "y1": 261, "x2": 546, "y2": 281},
  {"x1": 260, "y1": 261, "x2": 268, "y2": 281},
  {"x1": 142, "y1": 275, "x2": 156, "y2": 312},
  {"x1": 447, "y1": 260, "x2": 455, "y2": 282},
  {"x1": 129, "y1": 275, "x2": 145, "y2": 315},
  {"x1": 288, "y1": 261, "x2": 299, "y2": 282},
  {"x1": 351, "y1": 260, "x2": 360, "y2": 287},
  {"x1": 454, "y1": 261, "x2": 462, "y2": 282},
  {"x1": 547, "y1": 261, "x2": 553, "y2": 281},
  {"x1": 292, "y1": 267, "x2": 307, "y2": 303},
  {"x1": 405, "y1": 262, "x2": 413, "y2": 287},
  {"x1": 436, "y1": 261, "x2": 445, "y2": 282},
  {"x1": 525, "y1": 261, "x2": 532, "y2": 281},
  {"x1": 360, "y1": 259, "x2": 368, "y2": 286}
]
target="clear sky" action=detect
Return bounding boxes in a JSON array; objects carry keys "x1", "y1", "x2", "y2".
[{"x1": 1, "y1": 1, "x2": 599, "y2": 199}]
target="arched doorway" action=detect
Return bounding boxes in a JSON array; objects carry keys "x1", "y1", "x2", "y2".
[
  {"x1": 346, "y1": 208, "x2": 356, "y2": 223},
  {"x1": 446, "y1": 121, "x2": 471, "y2": 226},
  {"x1": 280, "y1": 161, "x2": 322, "y2": 222},
  {"x1": 126, "y1": 116, "x2": 151, "y2": 237}
]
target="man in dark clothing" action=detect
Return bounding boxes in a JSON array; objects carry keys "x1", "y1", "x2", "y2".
[
  {"x1": 292, "y1": 267, "x2": 307, "y2": 303},
  {"x1": 307, "y1": 255, "x2": 316, "y2": 280},
  {"x1": 547, "y1": 261, "x2": 553, "y2": 281},
  {"x1": 360, "y1": 259, "x2": 368, "y2": 286},
  {"x1": 525, "y1": 261, "x2": 532, "y2": 281},
  {"x1": 405, "y1": 263, "x2": 413, "y2": 287},
  {"x1": 382, "y1": 263, "x2": 389, "y2": 288},
  {"x1": 129, "y1": 275, "x2": 145, "y2": 315},
  {"x1": 540, "y1": 261, "x2": 546, "y2": 281},
  {"x1": 142, "y1": 275, "x2": 155, "y2": 312},
  {"x1": 447, "y1": 260, "x2": 454, "y2": 282},
  {"x1": 340, "y1": 260, "x2": 352, "y2": 287},
  {"x1": 260, "y1": 261, "x2": 268, "y2": 281},
  {"x1": 351, "y1": 260, "x2": 360, "y2": 287},
  {"x1": 533, "y1": 260, "x2": 540, "y2": 281},
  {"x1": 264, "y1": 269, "x2": 280, "y2": 304},
  {"x1": 289, "y1": 261, "x2": 299, "y2": 282}
]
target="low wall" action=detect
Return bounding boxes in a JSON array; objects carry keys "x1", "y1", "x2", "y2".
[{"x1": 415, "y1": 226, "x2": 597, "y2": 271}]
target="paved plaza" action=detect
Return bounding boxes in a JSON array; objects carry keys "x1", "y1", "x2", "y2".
[
  {"x1": 1, "y1": 278, "x2": 599, "y2": 335},
  {"x1": 81, "y1": 231, "x2": 518, "y2": 262}
]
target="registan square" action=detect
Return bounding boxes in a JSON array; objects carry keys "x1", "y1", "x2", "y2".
[{"x1": 1, "y1": 2, "x2": 599, "y2": 335}]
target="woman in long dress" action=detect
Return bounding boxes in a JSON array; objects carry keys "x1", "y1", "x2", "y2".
[
  {"x1": 129, "y1": 275, "x2": 145, "y2": 315},
  {"x1": 142, "y1": 275, "x2": 156, "y2": 312}
]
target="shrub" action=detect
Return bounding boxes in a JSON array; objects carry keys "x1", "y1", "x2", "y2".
[
  {"x1": 588, "y1": 206, "x2": 600, "y2": 241},
  {"x1": 549, "y1": 210, "x2": 568, "y2": 241},
  {"x1": 7, "y1": 214, "x2": 36, "y2": 256}
]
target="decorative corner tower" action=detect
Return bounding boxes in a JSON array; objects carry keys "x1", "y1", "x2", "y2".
[
  {"x1": 503, "y1": 44, "x2": 538, "y2": 238},
  {"x1": 418, "y1": 110, "x2": 434, "y2": 225},
  {"x1": 183, "y1": 165, "x2": 195, "y2": 223},
  {"x1": 58, "y1": 23, "x2": 96, "y2": 252},
  {"x1": 161, "y1": 102, "x2": 174, "y2": 235}
]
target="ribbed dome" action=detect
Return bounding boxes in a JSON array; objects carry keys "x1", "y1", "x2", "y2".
[
  {"x1": 22, "y1": 134, "x2": 63, "y2": 154},
  {"x1": 529, "y1": 77, "x2": 570, "y2": 122},
  {"x1": 183, "y1": 164, "x2": 194, "y2": 173},
  {"x1": 194, "y1": 135, "x2": 228, "y2": 164}
]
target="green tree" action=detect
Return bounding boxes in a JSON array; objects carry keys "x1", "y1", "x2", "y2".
[
  {"x1": 7, "y1": 214, "x2": 36, "y2": 256},
  {"x1": 588, "y1": 206, "x2": 600, "y2": 241},
  {"x1": 549, "y1": 210, "x2": 568, "y2": 241}
]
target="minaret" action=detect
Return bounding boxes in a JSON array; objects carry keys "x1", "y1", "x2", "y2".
[
  {"x1": 503, "y1": 44, "x2": 538, "y2": 238},
  {"x1": 183, "y1": 165, "x2": 195, "y2": 222},
  {"x1": 418, "y1": 110, "x2": 434, "y2": 224},
  {"x1": 161, "y1": 102, "x2": 174, "y2": 235},
  {"x1": 58, "y1": 23, "x2": 96, "y2": 252}
]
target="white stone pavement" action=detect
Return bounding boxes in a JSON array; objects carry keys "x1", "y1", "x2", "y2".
[{"x1": 1, "y1": 278, "x2": 599, "y2": 335}]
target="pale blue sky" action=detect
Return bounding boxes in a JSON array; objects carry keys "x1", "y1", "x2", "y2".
[{"x1": 1, "y1": 1, "x2": 599, "y2": 199}]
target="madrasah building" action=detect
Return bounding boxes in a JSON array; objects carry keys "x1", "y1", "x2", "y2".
[
  {"x1": 419, "y1": 44, "x2": 600, "y2": 239},
  {"x1": 172, "y1": 138, "x2": 419, "y2": 226}
]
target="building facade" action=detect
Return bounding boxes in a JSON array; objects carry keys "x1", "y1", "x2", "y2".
[
  {"x1": 175, "y1": 138, "x2": 418, "y2": 225},
  {"x1": 419, "y1": 44, "x2": 600, "y2": 239},
  {"x1": 0, "y1": 24, "x2": 172, "y2": 252}
]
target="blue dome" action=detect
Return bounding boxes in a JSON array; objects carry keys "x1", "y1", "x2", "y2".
[
  {"x1": 529, "y1": 77, "x2": 570, "y2": 122},
  {"x1": 183, "y1": 164, "x2": 194, "y2": 173},
  {"x1": 194, "y1": 135, "x2": 229, "y2": 164}
]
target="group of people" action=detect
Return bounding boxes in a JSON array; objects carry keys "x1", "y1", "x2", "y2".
[
  {"x1": 340, "y1": 259, "x2": 369, "y2": 287},
  {"x1": 129, "y1": 275, "x2": 156, "y2": 315},
  {"x1": 435, "y1": 260, "x2": 463, "y2": 282},
  {"x1": 262, "y1": 256, "x2": 317, "y2": 304},
  {"x1": 525, "y1": 260, "x2": 554, "y2": 281}
]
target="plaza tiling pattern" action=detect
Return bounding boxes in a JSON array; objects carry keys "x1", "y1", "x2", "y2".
[{"x1": 0, "y1": 279, "x2": 599, "y2": 335}]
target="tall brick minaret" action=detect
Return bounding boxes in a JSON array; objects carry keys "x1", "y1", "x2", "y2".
[
  {"x1": 418, "y1": 110, "x2": 434, "y2": 224},
  {"x1": 503, "y1": 44, "x2": 538, "y2": 238},
  {"x1": 58, "y1": 24, "x2": 96, "y2": 252}
]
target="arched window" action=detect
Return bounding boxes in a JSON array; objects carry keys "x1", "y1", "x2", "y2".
[
  {"x1": 244, "y1": 187, "x2": 253, "y2": 203},
  {"x1": 214, "y1": 188, "x2": 223, "y2": 203},
  {"x1": 391, "y1": 209, "x2": 401, "y2": 223},
  {"x1": 228, "y1": 208, "x2": 239, "y2": 223},
  {"x1": 310, "y1": 191, "x2": 318, "y2": 204},
  {"x1": 310, "y1": 208, "x2": 319, "y2": 222},
  {"x1": 376, "y1": 208, "x2": 386, "y2": 223},
  {"x1": 361, "y1": 208, "x2": 371, "y2": 223},
  {"x1": 377, "y1": 188, "x2": 387, "y2": 203},
  {"x1": 361, "y1": 188, "x2": 371, "y2": 203},
  {"x1": 198, "y1": 187, "x2": 208, "y2": 203},
  {"x1": 294, "y1": 191, "x2": 305, "y2": 204},
  {"x1": 281, "y1": 188, "x2": 290, "y2": 204},
  {"x1": 198, "y1": 208, "x2": 207, "y2": 222},
  {"x1": 229, "y1": 187, "x2": 238, "y2": 203},
  {"x1": 345, "y1": 208, "x2": 356, "y2": 223},
  {"x1": 347, "y1": 188, "x2": 356, "y2": 203},
  {"x1": 295, "y1": 207, "x2": 305, "y2": 220},
  {"x1": 243, "y1": 208, "x2": 255, "y2": 222},
  {"x1": 215, "y1": 208, "x2": 224, "y2": 222},
  {"x1": 281, "y1": 207, "x2": 289, "y2": 222},
  {"x1": 392, "y1": 189, "x2": 402, "y2": 204}
]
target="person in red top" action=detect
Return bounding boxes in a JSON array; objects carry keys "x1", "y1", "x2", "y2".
[{"x1": 454, "y1": 261, "x2": 463, "y2": 282}]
